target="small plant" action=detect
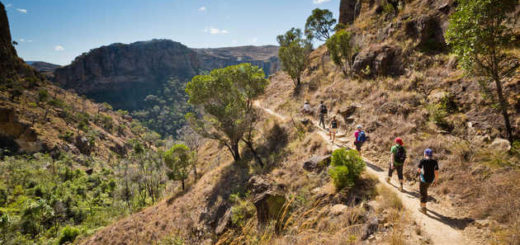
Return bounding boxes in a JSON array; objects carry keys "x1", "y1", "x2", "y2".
[
  {"x1": 58, "y1": 226, "x2": 80, "y2": 244},
  {"x1": 48, "y1": 98, "x2": 65, "y2": 108},
  {"x1": 328, "y1": 149, "x2": 365, "y2": 190},
  {"x1": 37, "y1": 89, "x2": 49, "y2": 105},
  {"x1": 230, "y1": 195, "x2": 255, "y2": 227},
  {"x1": 59, "y1": 131, "x2": 75, "y2": 143}
]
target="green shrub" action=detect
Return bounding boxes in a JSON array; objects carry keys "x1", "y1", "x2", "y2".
[
  {"x1": 38, "y1": 89, "x2": 49, "y2": 104},
  {"x1": 328, "y1": 149, "x2": 365, "y2": 190},
  {"x1": 58, "y1": 226, "x2": 80, "y2": 244},
  {"x1": 230, "y1": 195, "x2": 255, "y2": 227},
  {"x1": 59, "y1": 131, "x2": 75, "y2": 143},
  {"x1": 48, "y1": 98, "x2": 65, "y2": 108}
]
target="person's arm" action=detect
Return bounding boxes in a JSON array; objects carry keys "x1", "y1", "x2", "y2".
[
  {"x1": 390, "y1": 153, "x2": 394, "y2": 169},
  {"x1": 417, "y1": 160, "x2": 422, "y2": 174},
  {"x1": 433, "y1": 170, "x2": 439, "y2": 185}
]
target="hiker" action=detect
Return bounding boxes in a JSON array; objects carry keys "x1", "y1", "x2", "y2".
[
  {"x1": 329, "y1": 116, "x2": 339, "y2": 143},
  {"x1": 318, "y1": 101, "x2": 328, "y2": 129},
  {"x1": 417, "y1": 148, "x2": 439, "y2": 214},
  {"x1": 354, "y1": 125, "x2": 366, "y2": 152},
  {"x1": 387, "y1": 137, "x2": 406, "y2": 191},
  {"x1": 301, "y1": 101, "x2": 312, "y2": 114}
]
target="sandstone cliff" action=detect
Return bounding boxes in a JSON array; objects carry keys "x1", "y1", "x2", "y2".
[{"x1": 54, "y1": 40, "x2": 279, "y2": 110}]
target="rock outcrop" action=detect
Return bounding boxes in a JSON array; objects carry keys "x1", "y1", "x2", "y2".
[
  {"x1": 0, "y1": 108, "x2": 42, "y2": 154},
  {"x1": 352, "y1": 44, "x2": 403, "y2": 77},
  {"x1": 54, "y1": 40, "x2": 279, "y2": 110},
  {"x1": 339, "y1": 0, "x2": 361, "y2": 25}
]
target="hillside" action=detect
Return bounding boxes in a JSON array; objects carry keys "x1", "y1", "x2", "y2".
[
  {"x1": 0, "y1": 2, "x2": 191, "y2": 243},
  {"x1": 80, "y1": 0, "x2": 520, "y2": 244},
  {"x1": 26, "y1": 61, "x2": 61, "y2": 78}
]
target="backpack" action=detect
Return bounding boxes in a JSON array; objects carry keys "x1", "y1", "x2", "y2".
[
  {"x1": 394, "y1": 145, "x2": 406, "y2": 163},
  {"x1": 357, "y1": 131, "x2": 366, "y2": 142},
  {"x1": 331, "y1": 120, "x2": 337, "y2": 128},
  {"x1": 320, "y1": 104, "x2": 327, "y2": 114}
]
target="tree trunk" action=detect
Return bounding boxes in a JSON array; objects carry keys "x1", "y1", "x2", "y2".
[
  {"x1": 192, "y1": 163, "x2": 198, "y2": 179},
  {"x1": 181, "y1": 179, "x2": 185, "y2": 191},
  {"x1": 244, "y1": 140, "x2": 264, "y2": 167},
  {"x1": 494, "y1": 78, "x2": 514, "y2": 143},
  {"x1": 231, "y1": 143, "x2": 241, "y2": 161}
]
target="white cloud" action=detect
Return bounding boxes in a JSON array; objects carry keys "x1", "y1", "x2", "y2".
[
  {"x1": 313, "y1": 0, "x2": 331, "y2": 4},
  {"x1": 198, "y1": 6, "x2": 207, "y2": 12},
  {"x1": 16, "y1": 8, "x2": 27, "y2": 14},
  {"x1": 204, "y1": 27, "x2": 229, "y2": 35},
  {"x1": 54, "y1": 45, "x2": 64, "y2": 51}
]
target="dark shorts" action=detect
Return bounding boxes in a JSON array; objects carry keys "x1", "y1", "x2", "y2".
[
  {"x1": 420, "y1": 182, "x2": 431, "y2": 203},
  {"x1": 354, "y1": 141, "x2": 364, "y2": 151},
  {"x1": 388, "y1": 164, "x2": 403, "y2": 180}
]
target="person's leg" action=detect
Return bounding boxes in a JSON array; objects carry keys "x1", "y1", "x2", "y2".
[
  {"x1": 332, "y1": 129, "x2": 336, "y2": 142},
  {"x1": 387, "y1": 163, "x2": 393, "y2": 183},
  {"x1": 397, "y1": 165, "x2": 404, "y2": 191},
  {"x1": 419, "y1": 182, "x2": 429, "y2": 213},
  {"x1": 319, "y1": 115, "x2": 325, "y2": 128}
]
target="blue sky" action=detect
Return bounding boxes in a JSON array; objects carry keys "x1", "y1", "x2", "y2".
[{"x1": 4, "y1": 0, "x2": 340, "y2": 65}]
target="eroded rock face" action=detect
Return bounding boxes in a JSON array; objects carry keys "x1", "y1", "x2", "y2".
[
  {"x1": 248, "y1": 176, "x2": 287, "y2": 225},
  {"x1": 352, "y1": 45, "x2": 402, "y2": 77},
  {"x1": 54, "y1": 40, "x2": 279, "y2": 110},
  {"x1": 303, "y1": 155, "x2": 331, "y2": 172},
  {"x1": 0, "y1": 108, "x2": 42, "y2": 154},
  {"x1": 405, "y1": 15, "x2": 446, "y2": 52},
  {"x1": 339, "y1": 0, "x2": 361, "y2": 25}
]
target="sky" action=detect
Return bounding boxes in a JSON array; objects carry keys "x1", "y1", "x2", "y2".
[{"x1": 4, "y1": 0, "x2": 340, "y2": 65}]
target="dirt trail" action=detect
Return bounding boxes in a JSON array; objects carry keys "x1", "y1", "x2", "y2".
[{"x1": 256, "y1": 101, "x2": 471, "y2": 245}]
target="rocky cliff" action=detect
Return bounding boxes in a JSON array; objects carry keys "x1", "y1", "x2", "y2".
[
  {"x1": 0, "y1": 2, "x2": 35, "y2": 81},
  {"x1": 54, "y1": 40, "x2": 279, "y2": 110}
]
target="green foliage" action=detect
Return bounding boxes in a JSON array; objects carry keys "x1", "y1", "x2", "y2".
[
  {"x1": 328, "y1": 149, "x2": 365, "y2": 190},
  {"x1": 58, "y1": 226, "x2": 80, "y2": 244},
  {"x1": 304, "y1": 8, "x2": 336, "y2": 41},
  {"x1": 48, "y1": 98, "x2": 65, "y2": 108},
  {"x1": 446, "y1": 0, "x2": 518, "y2": 142},
  {"x1": 163, "y1": 144, "x2": 192, "y2": 189},
  {"x1": 186, "y1": 63, "x2": 268, "y2": 161},
  {"x1": 277, "y1": 28, "x2": 312, "y2": 86},
  {"x1": 426, "y1": 103, "x2": 453, "y2": 130},
  {"x1": 132, "y1": 79, "x2": 192, "y2": 138},
  {"x1": 37, "y1": 89, "x2": 49, "y2": 105},
  {"x1": 326, "y1": 30, "x2": 355, "y2": 75},
  {"x1": 230, "y1": 195, "x2": 255, "y2": 227}
]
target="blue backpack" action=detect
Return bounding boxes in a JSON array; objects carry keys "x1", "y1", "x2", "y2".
[{"x1": 357, "y1": 131, "x2": 366, "y2": 142}]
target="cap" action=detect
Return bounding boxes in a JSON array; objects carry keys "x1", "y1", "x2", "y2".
[
  {"x1": 424, "y1": 148, "x2": 433, "y2": 157},
  {"x1": 394, "y1": 137, "x2": 404, "y2": 145},
  {"x1": 357, "y1": 125, "x2": 362, "y2": 129}
]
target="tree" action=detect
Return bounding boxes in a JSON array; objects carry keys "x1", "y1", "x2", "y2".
[
  {"x1": 277, "y1": 28, "x2": 313, "y2": 87},
  {"x1": 326, "y1": 30, "x2": 355, "y2": 76},
  {"x1": 163, "y1": 144, "x2": 192, "y2": 190},
  {"x1": 177, "y1": 125, "x2": 204, "y2": 178},
  {"x1": 446, "y1": 0, "x2": 518, "y2": 143},
  {"x1": 305, "y1": 8, "x2": 336, "y2": 41},
  {"x1": 185, "y1": 63, "x2": 268, "y2": 161},
  {"x1": 328, "y1": 149, "x2": 365, "y2": 190}
]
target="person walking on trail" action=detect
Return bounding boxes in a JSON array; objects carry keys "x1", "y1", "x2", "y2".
[
  {"x1": 329, "y1": 116, "x2": 339, "y2": 143},
  {"x1": 354, "y1": 125, "x2": 367, "y2": 152},
  {"x1": 318, "y1": 101, "x2": 328, "y2": 129},
  {"x1": 301, "y1": 101, "x2": 312, "y2": 114},
  {"x1": 418, "y1": 148, "x2": 439, "y2": 214},
  {"x1": 387, "y1": 137, "x2": 407, "y2": 192}
]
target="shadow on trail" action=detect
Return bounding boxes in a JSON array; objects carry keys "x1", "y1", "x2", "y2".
[
  {"x1": 388, "y1": 182, "x2": 437, "y2": 203},
  {"x1": 426, "y1": 209, "x2": 475, "y2": 230},
  {"x1": 364, "y1": 161, "x2": 384, "y2": 172}
]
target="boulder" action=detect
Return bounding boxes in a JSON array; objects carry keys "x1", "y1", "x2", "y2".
[
  {"x1": 303, "y1": 155, "x2": 331, "y2": 172},
  {"x1": 75, "y1": 135, "x2": 93, "y2": 155},
  {"x1": 339, "y1": 0, "x2": 361, "y2": 25},
  {"x1": 361, "y1": 216, "x2": 379, "y2": 240},
  {"x1": 253, "y1": 191, "x2": 286, "y2": 224},
  {"x1": 330, "y1": 204, "x2": 348, "y2": 216},
  {"x1": 248, "y1": 176, "x2": 272, "y2": 195},
  {"x1": 490, "y1": 138, "x2": 511, "y2": 152},
  {"x1": 338, "y1": 105, "x2": 358, "y2": 119},
  {"x1": 352, "y1": 45, "x2": 402, "y2": 77},
  {"x1": 405, "y1": 15, "x2": 446, "y2": 52}
]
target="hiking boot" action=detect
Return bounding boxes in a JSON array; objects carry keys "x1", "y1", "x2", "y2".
[
  {"x1": 419, "y1": 207, "x2": 427, "y2": 214},
  {"x1": 386, "y1": 177, "x2": 390, "y2": 184}
]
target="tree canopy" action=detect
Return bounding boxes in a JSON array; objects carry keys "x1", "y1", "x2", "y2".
[
  {"x1": 305, "y1": 8, "x2": 336, "y2": 41},
  {"x1": 326, "y1": 30, "x2": 355, "y2": 76},
  {"x1": 277, "y1": 28, "x2": 313, "y2": 87},
  {"x1": 163, "y1": 144, "x2": 192, "y2": 190},
  {"x1": 185, "y1": 63, "x2": 269, "y2": 161},
  {"x1": 446, "y1": 0, "x2": 518, "y2": 143}
]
